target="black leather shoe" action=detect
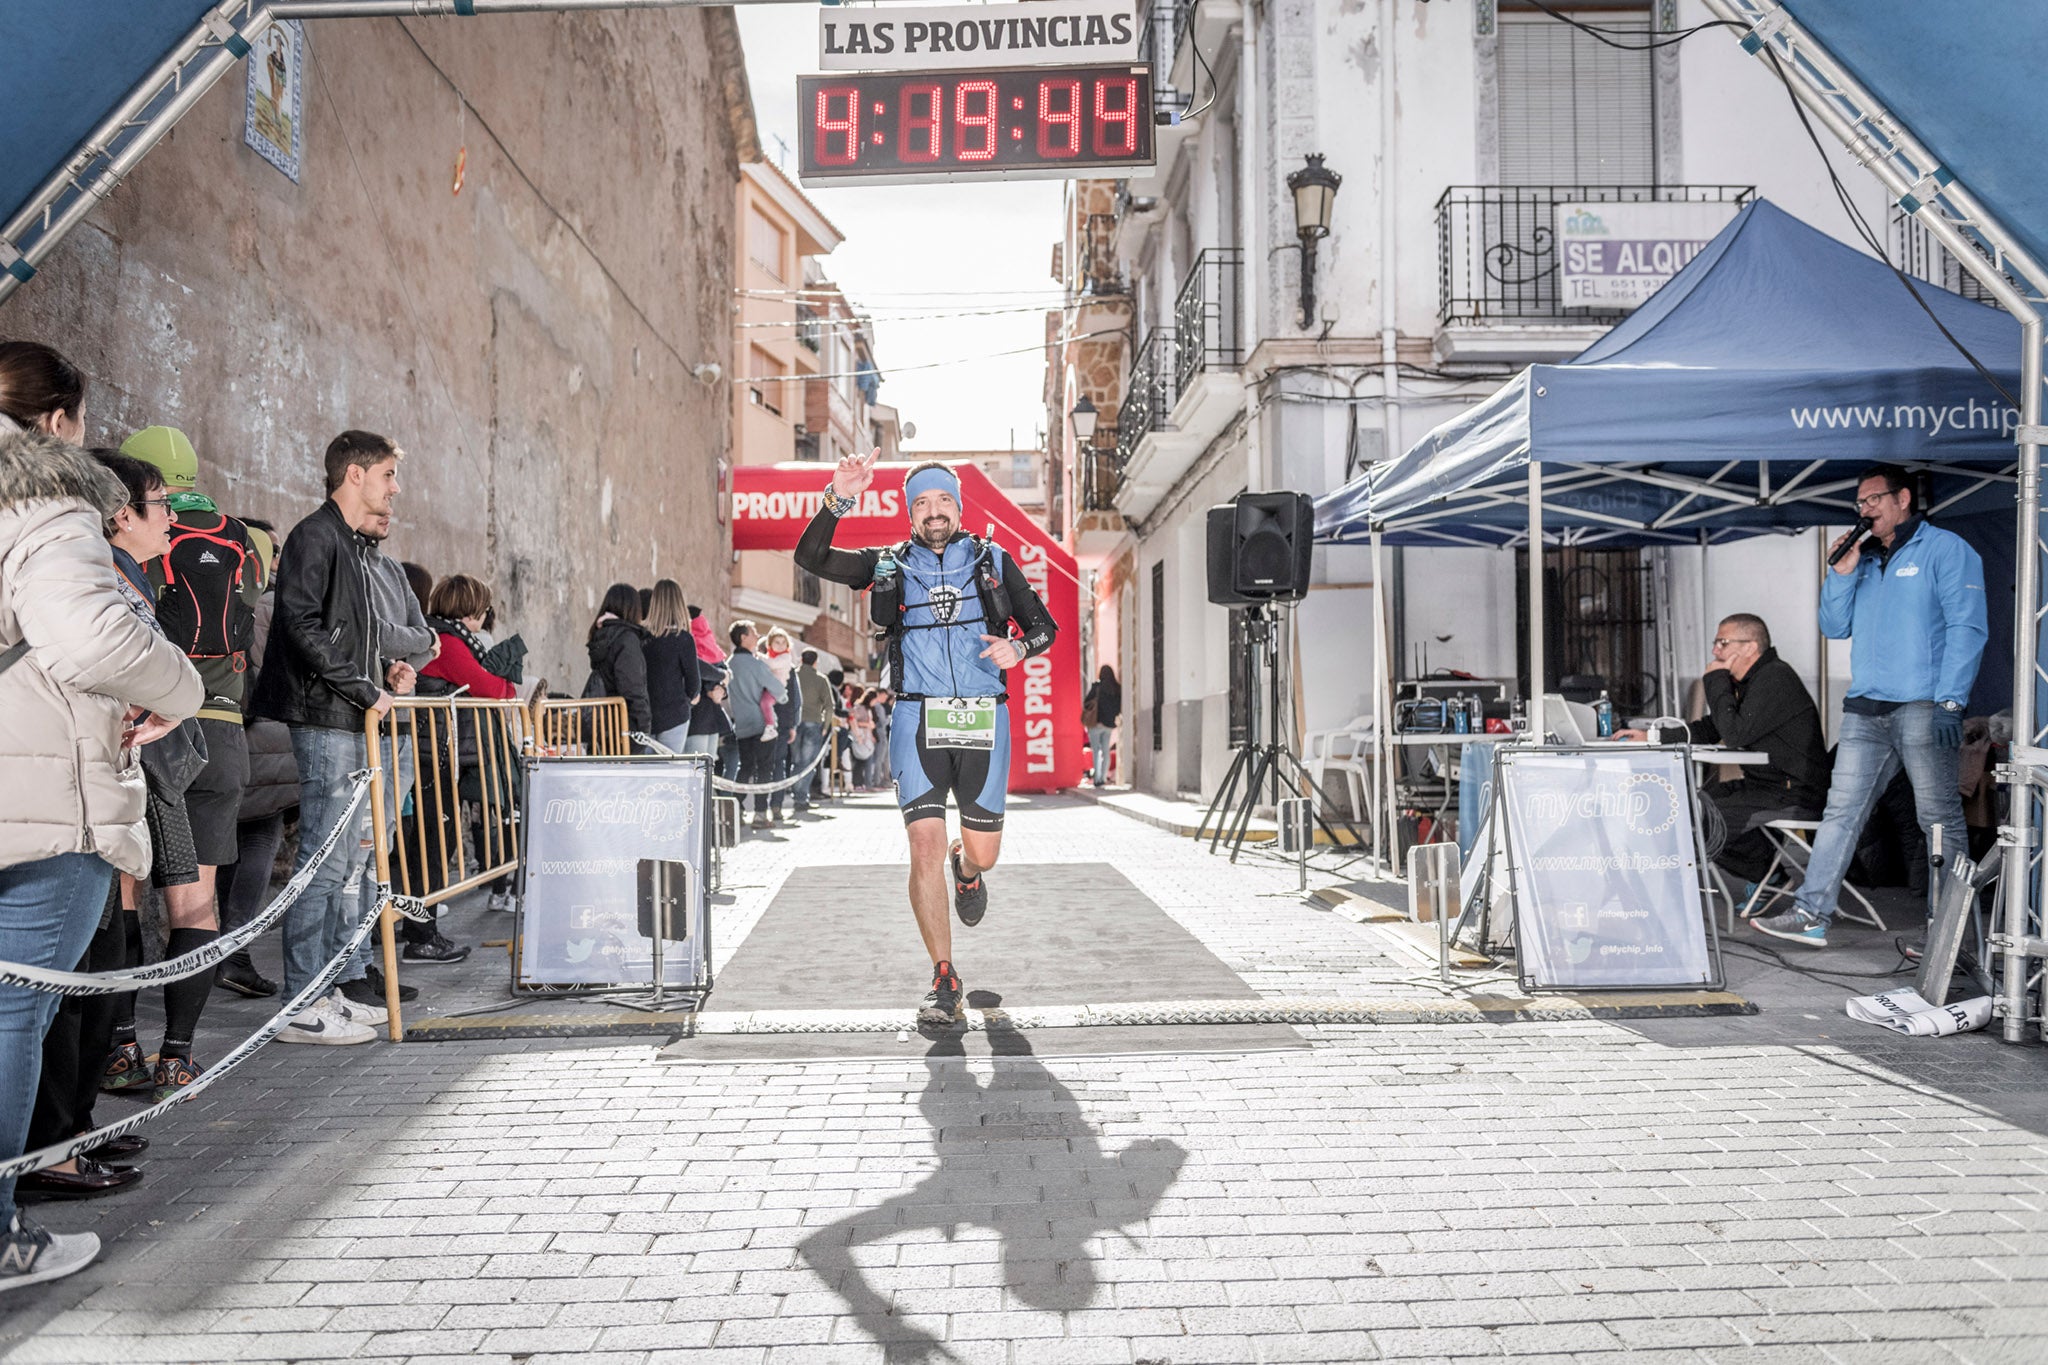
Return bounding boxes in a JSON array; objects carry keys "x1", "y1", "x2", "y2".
[
  {"x1": 14, "y1": 1157, "x2": 143, "y2": 1202},
  {"x1": 84, "y1": 1134, "x2": 148, "y2": 1161},
  {"x1": 216, "y1": 952, "x2": 278, "y2": 999}
]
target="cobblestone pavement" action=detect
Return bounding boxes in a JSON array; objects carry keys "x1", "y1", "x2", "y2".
[{"x1": 5, "y1": 795, "x2": 2047, "y2": 1364}]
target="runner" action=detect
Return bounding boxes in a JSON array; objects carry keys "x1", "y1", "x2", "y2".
[{"x1": 796, "y1": 451, "x2": 1058, "y2": 1026}]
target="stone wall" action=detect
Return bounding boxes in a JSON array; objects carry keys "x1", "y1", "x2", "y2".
[{"x1": 0, "y1": 10, "x2": 751, "y2": 690}]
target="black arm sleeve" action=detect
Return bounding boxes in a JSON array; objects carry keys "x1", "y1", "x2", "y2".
[
  {"x1": 794, "y1": 506, "x2": 880, "y2": 589},
  {"x1": 1000, "y1": 551, "x2": 1058, "y2": 660}
]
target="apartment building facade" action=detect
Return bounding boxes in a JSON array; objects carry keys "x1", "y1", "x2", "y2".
[{"x1": 1049, "y1": 0, "x2": 1935, "y2": 800}]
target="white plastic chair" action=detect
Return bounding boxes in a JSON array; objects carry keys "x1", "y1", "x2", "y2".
[{"x1": 1304, "y1": 715, "x2": 1377, "y2": 822}]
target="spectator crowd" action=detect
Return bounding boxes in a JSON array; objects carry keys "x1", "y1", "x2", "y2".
[{"x1": 0, "y1": 337, "x2": 920, "y2": 1293}]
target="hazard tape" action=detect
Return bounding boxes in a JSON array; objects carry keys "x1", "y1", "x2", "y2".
[
  {"x1": 0, "y1": 879, "x2": 406, "y2": 1180},
  {"x1": 631, "y1": 731, "x2": 832, "y2": 796},
  {"x1": 0, "y1": 772, "x2": 422, "y2": 997}
]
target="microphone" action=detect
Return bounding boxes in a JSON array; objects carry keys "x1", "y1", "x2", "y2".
[{"x1": 1829, "y1": 516, "x2": 1874, "y2": 567}]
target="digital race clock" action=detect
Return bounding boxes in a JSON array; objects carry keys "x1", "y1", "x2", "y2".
[{"x1": 797, "y1": 65, "x2": 1155, "y2": 186}]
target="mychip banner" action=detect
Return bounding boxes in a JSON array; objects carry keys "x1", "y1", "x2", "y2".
[
  {"x1": 517, "y1": 756, "x2": 711, "y2": 990},
  {"x1": 1498, "y1": 748, "x2": 1718, "y2": 990}
]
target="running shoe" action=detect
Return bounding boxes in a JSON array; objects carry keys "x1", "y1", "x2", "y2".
[
  {"x1": 331, "y1": 987, "x2": 389, "y2": 1027},
  {"x1": 402, "y1": 930, "x2": 471, "y2": 965},
  {"x1": 275, "y1": 997, "x2": 374, "y2": 1046},
  {"x1": 918, "y1": 960, "x2": 963, "y2": 1027},
  {"x1": 100, "y1": 1041, "x2": 151, "y2": 1094},
  {"x1": 0, "y1": 1214, "x2": 99, "y2": 1292},
  {"x1": 949, "y1": 840, "x2": 987, "y2": 928},
  {"x1": 1753, "y1": 906, "x2": 1828, "y2": 949},
  {"x1": 150, "y1": 1054, "x2": 202, "y2": 1105}
]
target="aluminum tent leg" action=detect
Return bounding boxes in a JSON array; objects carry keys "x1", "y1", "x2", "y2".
[
  {"x1": 1528, "y1": 463, "x2": 1545, "y2": 733},
  {"x1": 2002, "y1": 326, "x2": 2043, "y2": 1042},
  {"x1": 1371, "y1": 526, "x2": 1391, "y2": 878}
]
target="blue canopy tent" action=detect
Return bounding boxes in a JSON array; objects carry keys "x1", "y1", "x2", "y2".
[
  {"x1": 1315, "y1": 199, "x2": 2023, "y2": 551},
  {"x1": 1697, "y1": 3, "x2": 2048, "y2": 1040},
  {"x1": 1314, "y1": 197, "x2": 2023, "y2": 880}
]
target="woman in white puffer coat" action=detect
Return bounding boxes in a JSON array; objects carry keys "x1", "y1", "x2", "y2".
[{"x1": 0, "y1": 340, "x2": 201, "y2": 1292}]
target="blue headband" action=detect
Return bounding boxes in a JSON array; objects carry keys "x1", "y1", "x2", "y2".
[{"x1": 904, "y1": 466, "x2": 961, "y2": 513}]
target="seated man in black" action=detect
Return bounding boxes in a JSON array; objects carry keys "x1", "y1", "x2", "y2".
[{"x1": 1619, "y1": 613, "x2": 1829, "y2": 891}]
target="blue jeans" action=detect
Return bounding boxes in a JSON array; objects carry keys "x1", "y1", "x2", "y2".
[
  {"x1": 791, "y1": 722, "x2": 824, "y2": 810},
  {"x1": 285, "y1": 725, "x2": 375, "y2": 1000},
  {"x1": 346, "y1": 731, "x2": 411, "y2": 983},
  {"x1": 1087, "y1": 724, "x2": 1115, "y2": 786},
  {"x1": 655, "y1": 721, "x2": 691, "y2": 755},
  {"x1": 1792, "y1": 702, "x2": 1964, "y2": 928},
  {"x1": 0, "y1": 852, "x2": 114, "y2": 1222}
]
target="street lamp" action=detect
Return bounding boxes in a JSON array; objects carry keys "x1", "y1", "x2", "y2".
[
  {"x1": 1070, "y1": 394, "x2": 1099, "y2": 443},
  {"x1": 1285, "y1": 153, "x2": 1342, "y2": 330}
]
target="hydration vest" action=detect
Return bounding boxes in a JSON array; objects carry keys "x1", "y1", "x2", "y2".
[
  {"x1": 869, "y1": 535, "x2": 1015, "y2": 694},
  {"x1": 154, "y1": 510, "x2": 257, "y2": 667}
]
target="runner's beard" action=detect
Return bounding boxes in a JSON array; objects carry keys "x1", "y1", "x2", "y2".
[{"x1": 917, "y1": 517, "x2": 954, "y2": 549}]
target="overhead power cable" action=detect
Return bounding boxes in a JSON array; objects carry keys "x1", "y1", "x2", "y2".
[{"x1": 733, "y1": 326, "x2": 1127, "y2": 383}]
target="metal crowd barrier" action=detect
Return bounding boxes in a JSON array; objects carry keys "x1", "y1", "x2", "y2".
[
  {"x1": 531, "y1": 697, "x2": 632, "y2": 757},
  {"x1": 366, "y1": 696, "x2": 536, "y2": 1040}
]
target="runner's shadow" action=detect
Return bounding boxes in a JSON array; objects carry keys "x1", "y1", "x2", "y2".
[{"x1": 795, "y1": 1003, "x2": 1187, "y2": 1361}]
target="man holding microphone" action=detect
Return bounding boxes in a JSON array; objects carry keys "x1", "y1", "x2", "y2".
[{"x1": 1754, "y1": 465, "x2": 1987, "y2": 949}]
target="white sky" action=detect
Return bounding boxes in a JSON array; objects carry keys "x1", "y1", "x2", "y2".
[{"x1": 736, "y1": 5, "x2": 1065, "y2": 454}]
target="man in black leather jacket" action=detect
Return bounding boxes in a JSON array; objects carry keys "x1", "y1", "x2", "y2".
[
  {"x1": 249, "y1": 431, "x2": 402, "y2": 1044},
  {"x1": 1621, "y1": 613, "x2": 1829, "y2": 885}
]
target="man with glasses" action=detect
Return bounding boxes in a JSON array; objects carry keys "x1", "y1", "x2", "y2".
[
  {"x1": 1753, "y1": 464, "x2": 1987, "y2": 949},
  {"x1": 1619, "y1": 614, "x2": 1829, "y2": 893}
]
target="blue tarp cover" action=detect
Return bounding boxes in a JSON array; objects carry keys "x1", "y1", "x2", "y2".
[
  {"x1": 1315, "y1": 200, "x2": 2022, "y2": 547},
  {"x1": 0, "y1": 3, "x2": 215, "y2": 238},
  {"x1": 1782, "y1": 0, "x2": 2048, "y2": 286}
]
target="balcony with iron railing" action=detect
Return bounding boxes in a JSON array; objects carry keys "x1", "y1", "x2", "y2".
[
  {"x1": 1435, "y1": 185, "x2": 1754, "y2": 360},
  {"x1": 1172, "y1": 248, "x2": 1242, "y2": 393},
  {"x1": 1113, "y1": 248, "x2": 1249, "y2": 519},
  {"x1": 795, "y1": 303, "x2": 822, "y2": 353},
  {"x1": 1116, "y1": 326, "x2": 1177, "y2": 467},
  {"x1": 1082, "y1": 440, "x2": 1125, "y2": 514},
  {"x1": 1079, "y1": 212, "x2": 1123, "y2": 296}
]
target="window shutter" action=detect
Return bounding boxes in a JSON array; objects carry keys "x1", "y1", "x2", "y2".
[{"x1": 1497, "y1": 11, "x2": 1654, "y2": 186}]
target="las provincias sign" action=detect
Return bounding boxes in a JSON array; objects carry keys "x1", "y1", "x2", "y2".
[
  {"x1": 729, "y1": 461, "x2": 1087, "y2": 794},
  {"x1": 818, "y1": 0, "x2": 1141, "y2": 73}
]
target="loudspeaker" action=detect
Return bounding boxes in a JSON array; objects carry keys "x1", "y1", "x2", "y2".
[{"x1": 1206, "y1": 491, "x2": 1314, "y2": 604}]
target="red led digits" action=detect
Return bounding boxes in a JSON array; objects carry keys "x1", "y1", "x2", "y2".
[
  {"x1": 899, "y1": 83, "x2": 942, "y2": 163},
  {"x1": 1093, "y1": 77, "x2": 1139, "y2": 157},
  {"x1": 952, "y1": 79, "x2": 998, "y2": 161},
  {"x1": 1037, "y1": 78, "x2": 1082, "y2": 158},
  {"x1": 814, "y1": 84, "x2": 861, "y2": 166},
  {"x1": 801, "y1": 68, "x2": 1149, "y2": 178}
]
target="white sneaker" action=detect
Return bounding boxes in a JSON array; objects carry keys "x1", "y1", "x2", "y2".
[
  {"x1": 0, "y1": 1214, "x2": 99, "y2": 1293},
  {"x1": 329, "y1": 990, "x2": 388, "y2": 1027},
  {"x1": 486, "y1": 890, "x2": 515, "y2": 913},
  {"x1": 275, "y1": 996, "x2": 374, "y2": 1046}
]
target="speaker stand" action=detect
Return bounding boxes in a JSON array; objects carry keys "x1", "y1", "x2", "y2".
[{"x1": 1202, "y1": 604, "x2": 1367, "y2": 864}]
